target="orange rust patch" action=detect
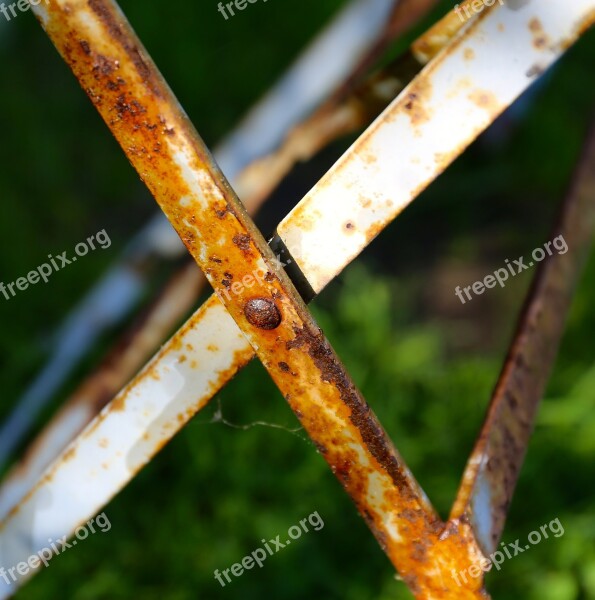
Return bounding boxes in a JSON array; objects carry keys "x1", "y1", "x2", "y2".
[
  {"x1": 576, "y1": 7, "x2": 595, "y2": 36},
  {"x1": 152, "y1": 438, "x2": 170, "y2": 455},
  {"x1": 399, "y1": 78, "x2": 434, "y2": 129},
  {"x1": 463, "y1": 47, "x2": 475, "y2": 61},
  {"x1": 528, "y1": 17, "x2": 550, "y2": 51},
  {"x1": 284, "y1": 205, "x2": 317, "y2": 232},
  {"x1": 361, "y1": 150, "x2": 377, "y2": 165},
  {"x1": 62, "y1": 447, "x2": 77, "y2": 462},
  {"x1": 98, "y1": 438, "x2": 109, "y2": 448},
  {"x1": 111, "y1": 393, "x2": 127, "y2": 412},
  {"x1": 468, "y1": 89, "x2": 499, "y2": 112},
  {"x1": 363, "y1": 220, "x2": 387, "y2": 246},
  {"x1": 207, "y1": 344, "x2": 219, "y2": 352}
]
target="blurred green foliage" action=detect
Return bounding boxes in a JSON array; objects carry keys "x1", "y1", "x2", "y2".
[{"x1": 0, "y1": 1, "x2": 593, "y2": 599}]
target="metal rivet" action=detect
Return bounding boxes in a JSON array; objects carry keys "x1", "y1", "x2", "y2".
[{"x1": 244, "y1": 298, "x2": 282, "y2": 330}]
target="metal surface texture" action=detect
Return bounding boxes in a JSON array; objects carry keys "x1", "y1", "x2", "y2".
[
  {"x1": 234, "y1": 4, "x2": 466, "y2": 210},
  {"x1": 0, "y1": 0, "x2": 418, "y2": 471},
  {"x1": 0, "y1": 0, "x2": 459, "y2": 530},
  {"x1": 214, "y1": 0, "x2": 401, "y2": 180},
  {"x1": 277, "y1": 0, "x2": 595, "y2": 293},
  {"x1": 0, "y1": 261, "x2": 203, "y2": 521},
  {"x1": 0, "y1": 0, "x2": 593, "y2": 598},
  {"x1": 451, "y1": 120, "x2": 595, "y2": 556},
  {"x1": 2, "y1": 0, "x2": 440, "y2": 596}
]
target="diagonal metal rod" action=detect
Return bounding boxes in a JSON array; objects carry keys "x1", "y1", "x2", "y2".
[
  {"x1": 451, "y1": 118, "x2": 595, "y2": 556},
  {"x1": 0, "y1": 3, "x2": 468, "y2": 518},
  {"x1": 0, "y1": 0, "x2": 412, "y2": 471},
  {"x1": 275, "y1": 2, "x2": 595, "y2": 292},
  {"x1": 234, "y1": 5, "x2": 469, "y2": 209},
  {"x1": 25, "y1": 0, "x2": 443, "y2": 591},
  {"x1": 1, "y1": 1, "x2": 593, "y2": 598}
]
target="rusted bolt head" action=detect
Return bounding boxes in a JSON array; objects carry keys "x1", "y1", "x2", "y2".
[{"x1": 244, "y1": 297, "x2": 282, "y2": 330}]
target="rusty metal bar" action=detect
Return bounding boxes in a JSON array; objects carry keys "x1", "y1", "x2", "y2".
[
  {"x1": 0, "y1": 1, "x2": 592, "y2": 598},
  {"x1": 0, "y1": 0, "x2": 413, "y2": 471},
  {"x1": 451, "y1": 118, "x2": 595, "y2": 556},
  {"x1": 0, "y1": 295, "x2": 257, "y2": 598},
  {"x1": 0, "y1": 1, "x2": 464, "y2": 527},
  {"x1": 21, "y1": 0, "x2": 443, "y2": 593},
  {"x1": 319, "y1": 0, "x2": 441, "y2": 106},
  {"x1": 411, "y1": 0, "x2": 476, "y2": 63},
  {"x1": 215, "y1": 0, "x2": 400, "y2": 181},
  {"x1": 0, "y1": 0, "x2": 451, "y2": 508}
]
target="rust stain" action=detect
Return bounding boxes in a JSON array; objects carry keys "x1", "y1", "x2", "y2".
[
  {"x1": 574, "y1": 7, "x2": 595, "y2": 38},
  {"x1": 62, "y1": 447, "x2": 76, "y2": 462},
  {"x1": 451, "y1": 118, "x2": 595, "y2": 558},
  {"x1": 468, "y1": 90, "x2": 499, "y2": 112},
  {"x1": 87, "y1": 0, "x2": 163, "y2": 97},
  {"x1": 411, "y1": 1, "x2": 469, "y2": 62},
  {"x1": 232, "y1": 233, "x2": 252, "y2": 252},
  {"x1": 463, "y1": 47, "x2": 475, "y2": 61},
  {"x1": 24, "y1": 1, "x2": 524, "y2": 596},
  {"x1": 361, "y1": 150, "x2": 378, "y2": 165},
  {"x1": 109, "y1": 392, "x2": 128, "y2": 413},
  {"x1": 528, "y1": 17, "x2": 550, "y2": 50},
  {"x1": 286, "y1": 323, "x2": 408, "y2": 492},
  {"x1": 400, "y1": 78, "x2": 434, "y2": 128}
]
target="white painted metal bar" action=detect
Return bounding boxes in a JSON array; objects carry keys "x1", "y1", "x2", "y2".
[{"x1": 277, "y1": 0, "x2": 595, "y2": 292}]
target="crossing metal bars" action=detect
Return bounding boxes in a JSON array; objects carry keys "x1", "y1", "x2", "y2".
[{"x1": 0, "y1": 0, "x2": 594, "y2": 598}]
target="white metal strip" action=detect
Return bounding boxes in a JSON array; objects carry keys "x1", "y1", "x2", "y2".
[{"x1": 278, "y1": 0, "x2": 595, "y2": 292}]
